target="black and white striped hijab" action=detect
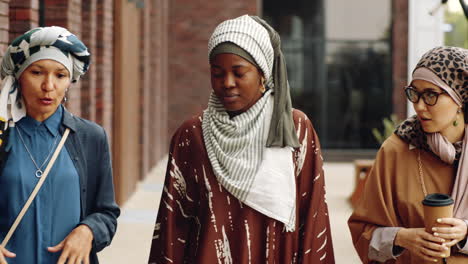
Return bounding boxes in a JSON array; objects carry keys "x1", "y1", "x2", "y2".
[{"x1": 203, "y1": 15, "x2": 296, "y2": 231}]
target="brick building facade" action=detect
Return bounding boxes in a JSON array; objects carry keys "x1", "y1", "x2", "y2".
[
  {"x1": 1, "y1": 0, "x2": 408, "y2": 204},
  {"x1": 0, "y1": 0, "x2": 9, "y2": 55},
  {"x1": 166, "y1": 0, "x2": 259, "y2": 135},
  {"x1": 392, "y1": 0, "x2": 409, "y2": 121},
  {"x1": 1, "y1": 0, "x2": 260, "y2": 204}
]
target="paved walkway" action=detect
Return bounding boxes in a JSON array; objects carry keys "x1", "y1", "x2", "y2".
[{"x1": 98, "y1": 159, "x2": 362, "y2": 263}]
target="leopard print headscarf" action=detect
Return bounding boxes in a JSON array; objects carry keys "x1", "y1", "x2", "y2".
[{"x1": 395, "y1": 46, "x2": 468, "y2": 156}]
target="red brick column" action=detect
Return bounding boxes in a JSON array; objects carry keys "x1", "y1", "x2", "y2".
[
  {"x1": 95, "y1": 0, "x2": 113, "y2": 141},
  {"x1": 167, "y1": 0, "x2": 258, "y2": 136},
  {"x1": 80, "y1": 0, "x2": 97, "y2": 121},
  {"x1": 150, "y1": 0, "x2": 169, "y2": 167},
  {"x1": 160, "y1": 0, "x2": 169, "y2": 166},
  {"x1": 392, "y1": 0, "x2": 408, "y2": 120},
  {"x1": 113, "y1": 0, "x2": 141, "y2": 204},
  {"x1": 8, "y1": 0, "x2": 38, "y2": 42},
  {"x1": 0, "y1": 0, "x2": 10, "y2": 58},
  {"x1": 43, "y1": 0, "x2": 82, "y2": 116},
  {"x1": 140, "y1": 0, "x2": 151, "y2": 176}
]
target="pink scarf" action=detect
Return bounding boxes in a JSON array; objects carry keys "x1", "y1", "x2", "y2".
[{"x1": 428, "y1": 125, "x2": 468, "y2": 219}]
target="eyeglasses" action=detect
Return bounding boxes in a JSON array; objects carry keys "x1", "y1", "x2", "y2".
[{"x1": 404, "y1": 86, "x2": 447, "y2": 106}]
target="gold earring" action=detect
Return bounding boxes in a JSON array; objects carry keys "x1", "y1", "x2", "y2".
[
  {"x1": 453, "y1": 108, "x2": 462, "y2": 126},
  {"x1": 260, "y1": 78, "x2": 266, "y2": 93}
]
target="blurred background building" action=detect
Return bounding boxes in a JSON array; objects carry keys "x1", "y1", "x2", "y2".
[{"x1": 0, "y1": 0, "x2": 466, "y2": 206}]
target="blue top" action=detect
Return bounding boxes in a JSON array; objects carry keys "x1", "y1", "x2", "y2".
[{"x1": 0, "y1": 106, "x2": 81, "y2": 264}]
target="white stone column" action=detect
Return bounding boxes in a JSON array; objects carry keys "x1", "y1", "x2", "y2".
[{"x1": 407, "y1": 0, "x2": 444, "y2": 116}]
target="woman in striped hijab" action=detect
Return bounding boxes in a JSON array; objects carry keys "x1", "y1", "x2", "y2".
[{"x1": 149, "y1": 15, "x2": 334, "y2": 263}]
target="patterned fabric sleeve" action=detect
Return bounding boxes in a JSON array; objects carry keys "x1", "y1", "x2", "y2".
[
  {"x1": 296, "y1": 114, "x2": 335, "y2": 263},
  {"x1": 148, "y1": 125, "x2": 197, "y2": 264}
]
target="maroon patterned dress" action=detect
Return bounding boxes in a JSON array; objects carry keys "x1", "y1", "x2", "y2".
[{"x1": 148, "y1": 109, "x2": 335, "y2": 263}]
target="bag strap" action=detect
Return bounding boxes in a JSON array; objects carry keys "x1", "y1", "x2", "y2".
[{"x1": 1, "y1": 128, "x2": 71, "y2": 247}]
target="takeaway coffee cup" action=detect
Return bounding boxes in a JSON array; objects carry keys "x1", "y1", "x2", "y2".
[{"x1": 422, "y1": 193, "x2": 454, "y2": 260}]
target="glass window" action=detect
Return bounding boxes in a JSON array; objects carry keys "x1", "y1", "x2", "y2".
[{"x1": 264, "y1": 0, "x2": 393, "y2": 149}]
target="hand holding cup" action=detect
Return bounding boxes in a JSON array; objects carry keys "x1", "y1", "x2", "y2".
[
  {"x1": 432, "y1": 218, "x2": 468, "y2": 247},
  {"x1": 422, "y1": 193, "x2": 454, "y2": 262}
]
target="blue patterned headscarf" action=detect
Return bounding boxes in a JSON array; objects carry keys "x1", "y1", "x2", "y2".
[
  {"x1": 0, "y1": 26, "x2": 90, "y2": 151},
  {"x1": 1, "y1": 26, "x2": 90, "y2": 82},
  {"x1": 0, "y1": 26, "x2": 90, "y2": 126}
]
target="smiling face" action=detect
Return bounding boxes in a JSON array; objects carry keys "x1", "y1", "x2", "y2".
[
  {"x1": 411, "y1": 79, "x2": 463, "y2": 141},
  {"x1": 19, "y1": 59, "x2": 71, "y2": 122},
  {"x1": 210, "y1": 53, "x2": 264, "y2": 116}
]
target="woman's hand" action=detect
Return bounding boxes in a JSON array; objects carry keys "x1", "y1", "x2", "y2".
[
  {"x1": 432, "y1": 218, "x2": 468, "y2": 247},
  {"x1": 395, "y1": 227, "x2": 447, "y2": 262},
  {"x1": 0, "y1": 246, "x2": 15, "y2": 264},
  {"x1": 47, "y1": 225, "x2": 94, "y2": 264}
]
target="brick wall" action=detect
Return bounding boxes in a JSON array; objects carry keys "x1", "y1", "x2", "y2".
[
  {"x1": 9, "y1": 0, "x2": 38, "y2": 42},
  {"x1": 167, "y1": 0, "x2": 258, "y2": 136},
  {"x1": 95, "y1": 0, "x2": 113, "y2": 141},
  {"x1": 150, "y1": 0, "x2": 169, "y2": 169},
  {"x1": 0, "y1": 0, "x2": 9, "y2": 58},
  {"x1": 140, "y1": 0, "x2": 151, "y2": 176},
  {"x1": 392, "y1": 0, "x2": 408, "y2": 121},
  {"x1": 80, "y1": 0, "x2": 97, "y2": 121},
  {"x1": 159, "y1": 0, "x2": 169, "y2": 166}
]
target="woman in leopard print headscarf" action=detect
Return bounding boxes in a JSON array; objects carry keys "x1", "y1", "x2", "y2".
[{"x1": 349, "y1": 46, "x2": 468, "y2": 264}]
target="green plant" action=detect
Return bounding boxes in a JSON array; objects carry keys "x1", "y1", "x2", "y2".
[
  {"x1": 371, "y1": 114, "x2": 401, "y2": 145},
  {"x1": 445, "y1": 8, "x2": 468, "y2": 49}
]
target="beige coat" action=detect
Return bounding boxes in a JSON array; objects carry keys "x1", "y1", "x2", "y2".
[{"x1": 348, "y1": 134, "x2": 467, "y2": 263}]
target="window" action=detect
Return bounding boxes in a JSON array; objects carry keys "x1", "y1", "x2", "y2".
[{"x1": 264, "y1": 0, "x2": 393, "y2": 149}]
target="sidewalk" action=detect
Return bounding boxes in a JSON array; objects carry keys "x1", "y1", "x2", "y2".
[
  {"x1": 324, "y1": 162, "x2": 361, "y2": 264},
  {"x1": 98, "y1": 160, "x2": 361, "y2": 263}
]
